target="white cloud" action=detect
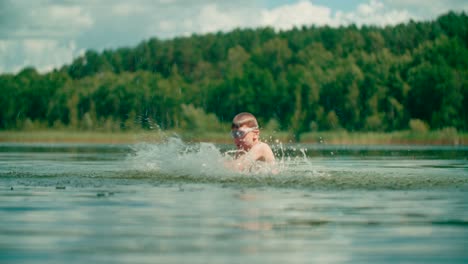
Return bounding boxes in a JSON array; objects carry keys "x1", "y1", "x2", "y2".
[
  {"x1": 381, "y1": 0, "x2": 468, "y2": 21},
  {"x1": 159, "y1": 20, "x2": 175, "y2": 32},
  {"x1": 195, "y1": 4, "x2": 247, "y2": 33},
  {"x1": 47, "y1": 5, "x2": 93, "y2": 28},
  {"x1": 260, "y1": 0, "x2": 334, "y2": 29},
  {"x1": 0, "y1": 39, "x2": 81, "y2": 73},
  {"x1": 337, "y1": 0, "x2": 413, "y2": 26},
  {"x1": 145, "y1": 1, "x2": 258, "y2": 37},
  {"x1": 111, "y1": 3, "x2": 146, "y2": 16},
  {"x1": 384, "y1": 0, "x2": 468, "y2": 12},
  {"x1": 4, "y1": 3, "x2": 93, "y2": 39},
  {"x1": 257, "y1": 0, "x2": 413, "y2": 29},
  {"x1": 357, "y1": 0, "x2": 384, "y2": 16},
  {"x1": 0, "y1": 1, "x2": 92, "y2": 73}
]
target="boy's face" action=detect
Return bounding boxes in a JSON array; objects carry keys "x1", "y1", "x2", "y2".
[{"x1": 232, "y1": 125, "x2": 259, "y2": 150}]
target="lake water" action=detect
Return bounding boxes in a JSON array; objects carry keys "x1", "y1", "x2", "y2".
[{"x1": 1, "y1": 139, "x2": 467, "y2": 263}]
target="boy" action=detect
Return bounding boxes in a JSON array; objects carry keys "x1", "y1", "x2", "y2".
[{"x1": 226, "y1": 112, "x2": 276, "y2": 172}]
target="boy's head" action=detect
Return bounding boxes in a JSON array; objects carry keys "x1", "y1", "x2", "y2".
[
  {"x1": 231, "y1": 112, "x2": 259, "y2": 150},
  {"x1": 231, "y1": 112, "x2": 258, "y2": 129}
]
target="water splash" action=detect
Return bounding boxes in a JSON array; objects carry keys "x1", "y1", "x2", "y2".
[
  {"x1": 128, "y1": 137, "x2": 231, "y2": 177},
  {"x1": 127, "y1": 136, "x2": 320, "y2": 177}
]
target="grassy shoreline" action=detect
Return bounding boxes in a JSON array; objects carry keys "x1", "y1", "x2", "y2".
[{"x1": 0, "y1": 130, "x2": 467, "y2": 145}]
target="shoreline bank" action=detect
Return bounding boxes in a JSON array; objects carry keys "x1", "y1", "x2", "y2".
[{"x1": 0, "y1": 130, "x2": 466, "y2": 145}]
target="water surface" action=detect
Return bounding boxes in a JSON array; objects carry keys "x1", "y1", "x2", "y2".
[{"x1": 1, "y1": 141, "x2": 467, "y2": 263}]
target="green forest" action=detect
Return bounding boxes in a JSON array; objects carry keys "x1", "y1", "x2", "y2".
[{"x1": 1, "y1": 12, "x2": 467, "y2": 140}]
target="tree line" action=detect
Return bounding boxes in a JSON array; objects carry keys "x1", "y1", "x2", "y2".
[{"x1": 1, "y1": 11, "x2": 467, "y2": 139}]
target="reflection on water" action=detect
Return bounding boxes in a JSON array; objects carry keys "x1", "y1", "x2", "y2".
[{"x1": 0, "y1": 142, "x2": 467, "y2": 263}]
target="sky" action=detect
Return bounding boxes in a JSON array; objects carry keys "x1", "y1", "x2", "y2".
[{"x1": 1, "y1": 0, "x2": 467, "y2": 74}]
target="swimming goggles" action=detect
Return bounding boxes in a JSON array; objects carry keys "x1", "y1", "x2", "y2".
[{"x1": 231, "y1": 127, "x2": 258, "y2": 139}]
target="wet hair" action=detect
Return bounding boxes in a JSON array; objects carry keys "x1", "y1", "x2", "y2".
[{"x1": 231, "y1": 112, "x2": 258, "y2": 129}]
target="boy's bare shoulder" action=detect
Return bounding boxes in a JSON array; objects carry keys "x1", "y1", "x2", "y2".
[
  {"x1": 250, "y1": 142, "x2": 275, "y2": 162},
  {"x1": 251, "y1": 142, "x2": 271, "y2": 151}
]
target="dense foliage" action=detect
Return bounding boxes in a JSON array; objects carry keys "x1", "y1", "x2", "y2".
[{"x1": 1, "y1": 12, "x2": 467, "y2": 138}]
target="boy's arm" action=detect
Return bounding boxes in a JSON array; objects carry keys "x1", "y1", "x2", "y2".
[
  {"x1": 248, "y1": 143, "x2": 275, "y2": 163},
  {"x1": 262, "y1": 144, "x2": 275, "y2": 163},
  {"x1": 249, "y1": 143, "x2": 278, "y2": 174},
  {"x1": 224, "y1": 144, "x2": 276, "y2": 172},
  {"x1": 224, "y1": 154, "x2": 251, "y2": 171}
]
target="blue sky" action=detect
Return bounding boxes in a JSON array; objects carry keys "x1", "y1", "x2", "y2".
[{"x1": 1, "y1": 0, "x2": 467, "y2": 74}]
